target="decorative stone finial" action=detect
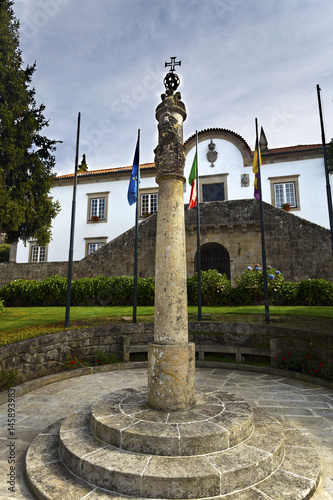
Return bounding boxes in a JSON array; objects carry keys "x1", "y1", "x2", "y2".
[{"x1": 163, "y1": 57, "x2": 181, "y2": 94}]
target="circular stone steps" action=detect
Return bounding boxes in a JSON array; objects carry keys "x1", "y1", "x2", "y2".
[
  {"x1": 25, "y1": 387, "x2": 321, "y2": 500},
  {"x1": 90, "y1": 387, "x2": 254, "y2": 455}
]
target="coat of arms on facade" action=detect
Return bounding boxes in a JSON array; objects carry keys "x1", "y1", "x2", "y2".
[{"x1": 207, "y1": 140, "x2": 218, "y2": 167}]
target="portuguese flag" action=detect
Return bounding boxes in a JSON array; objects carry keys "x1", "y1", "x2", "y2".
[{"x1": 188, "y1": 153, "x2": 197, "y2": 209}]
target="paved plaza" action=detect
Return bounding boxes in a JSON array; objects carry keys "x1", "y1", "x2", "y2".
[{"x1": 0, "y1": 366, "x2": 332, "y2": 499}]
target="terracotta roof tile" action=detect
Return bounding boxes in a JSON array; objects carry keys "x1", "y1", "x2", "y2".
[
  {"x1": 261, "y1": 144, "x2": 322, "y2": 155},
  {"x1": 56, "y1": 162, "x2": 156, "y2": 179},
  {"x1": 56, "y1": 144, "x2": 322, "y2": 180}
]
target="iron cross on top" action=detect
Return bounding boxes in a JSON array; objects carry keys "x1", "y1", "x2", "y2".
[{"x1": 165, "y1": 57, "x2": 181, "y2": 73}]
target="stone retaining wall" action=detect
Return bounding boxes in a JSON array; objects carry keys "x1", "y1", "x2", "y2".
[{"x1": 1, "y1": 322, "x2": 332, "y2": 383}]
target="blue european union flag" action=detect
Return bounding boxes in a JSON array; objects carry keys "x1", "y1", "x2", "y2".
[{"x1": 127, "y1": 134, "x2": 140, "y2": 206}]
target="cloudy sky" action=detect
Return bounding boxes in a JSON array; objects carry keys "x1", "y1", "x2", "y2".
[{"x1": 13, "y1": 0, "x2": 333, "y2": 176}]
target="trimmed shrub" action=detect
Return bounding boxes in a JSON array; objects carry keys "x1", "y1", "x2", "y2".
[
  {"x1": 296, "y1": 279, "x2": 333, "y2": 306},
  {"x1": 0, "y1": 271, "x2": 332, "y2": 307},
  {"x1": 233, "y1": 268, "x2": 284, "y2": 305},
  {"x1": 270, "y1": 282, "x2": 299, "y2": 306},
  {"x1": 0, "y1": 276, "x2": 67, "y2": 306},
  {"x1": 0, "y1": 275, "x2": 155, "y2": 307},
  {"x1": 187, "y1": 270, "x2": 231, "y2": 306},
  {"x1": 187, "y1": 274, "x2": 199, "y2": 306}
]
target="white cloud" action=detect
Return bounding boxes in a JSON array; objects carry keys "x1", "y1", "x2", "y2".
[{"x1": 12, "y1": 0, "x2": 333, "y2": 175}]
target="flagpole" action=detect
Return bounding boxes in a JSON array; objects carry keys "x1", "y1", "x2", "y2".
[
  {"x1": 255, "y1": 118, "x2": 269, "y2": 324},
  {"x1": 316, "y1": 84, "x2": 333, "y2": 252},
  {"x1": 196, "y1": 131, "x2": 202, "y2": 321},
  {"x1": 133, "y1": 129, "x2": 140, "y2": 323},
  {"x1": 65, "y1": 112, "x2": 80, "y2": 328}
]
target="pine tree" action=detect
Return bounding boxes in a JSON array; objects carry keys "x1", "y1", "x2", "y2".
[{"x1": 0, "y1": 0, "x2": 60, "y2": 245}]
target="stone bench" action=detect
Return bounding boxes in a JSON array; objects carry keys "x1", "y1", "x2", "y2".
[{"x1": 120, "y1": 337, "x2": 276, "y2": 365}]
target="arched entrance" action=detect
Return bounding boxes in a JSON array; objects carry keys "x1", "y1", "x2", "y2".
[{"x1": 195, "y1": 242, "x2": 230, "y2": 279}]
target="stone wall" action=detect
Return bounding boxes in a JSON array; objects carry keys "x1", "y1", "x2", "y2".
[
  {"x1": 0, "y1": 323, "x2": 154, "y2": 380},
  {"x1": 1, "y1": 199, "x2": 333, "y2": 286},
  {"x1": 0, "y1": 261, "x2": 70, "y2": 288},
  {"x1": 0, "y1": 322, "x2": 332, "y2": 384}
]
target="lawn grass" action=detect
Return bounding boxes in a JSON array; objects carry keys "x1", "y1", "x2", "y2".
[
  {"x1": 0, "y1": 306, "x2": 155, "y2": 331},
  {"x1": 0, "y1": 305, "x2": 332, "y2": 347},
  {"x1": 196, "y1": 305, "x2": 333, "y2": 318}
]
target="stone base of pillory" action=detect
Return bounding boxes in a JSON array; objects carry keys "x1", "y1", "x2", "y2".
[
  {"x1": 26, "y1": 386, "x2": 321, "y2": 499},
  {"x1": 148, "y1": 343, "x2": 196, "y2": 411}
]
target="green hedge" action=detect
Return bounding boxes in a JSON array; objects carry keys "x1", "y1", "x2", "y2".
[
  {"x1": 0, "y1": 270, "x2": 332, "y2": 307},
  {"x1": 187, "y1": 269, "x2": 231, "y2": 306},
  {"x1": 0, "y1": 275, "x2": 155, "y2": 307}
]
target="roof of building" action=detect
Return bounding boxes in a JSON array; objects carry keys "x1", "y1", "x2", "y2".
[
  {"x1": 55, "y1": 140, "x2": 322, "y2": 180},
  {"x1": 262, "y1": 144, "x2": 322, "y2": 155},
  {"x1": 56, "y1": 162, "x2": 156, "y2": 180}
]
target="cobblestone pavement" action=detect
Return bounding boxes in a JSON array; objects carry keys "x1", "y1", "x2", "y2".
[{"x1": 0, "y1": 367, "x2": 332, "y2": 499}]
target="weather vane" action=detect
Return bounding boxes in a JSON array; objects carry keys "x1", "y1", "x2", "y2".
[{"x1": 164, "y1": 57, "x2": 181, "y2": 92}]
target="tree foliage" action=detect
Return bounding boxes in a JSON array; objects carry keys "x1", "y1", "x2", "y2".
[{"x1": 0, "y1": 0, "x2": 60, "y2": 245}]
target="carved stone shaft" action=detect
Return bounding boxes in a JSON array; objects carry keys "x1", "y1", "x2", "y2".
[{"x1": 148, "y1": 92, "x2": 196, "y2": 411}]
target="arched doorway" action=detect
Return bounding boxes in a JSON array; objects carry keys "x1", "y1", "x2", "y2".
[{"x1": 195, "y1": 242, "x2": 230, "y2": 279}]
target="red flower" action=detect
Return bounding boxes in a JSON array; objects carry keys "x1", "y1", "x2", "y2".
[
  {"x1": 319, "y1": 363, "x2": 323, "y2": 368},
  {"x1": 314, "y1": 369, "x2": 318, "y2": 373},
  {"x1": 96, "y1": 360, "x2": 99, "y2": 364},
  {"x1": 305, "y1": 355, "x2": 309, "y2": 359},
  {"x1": 275, "y1": 356, "x2": 279, "y2": 359},
  {"x1": 282, "y1": 357, "x2": 286, "y2": 361},
  {"x1": 288, "y1": 353, "x2": 291, "y2": 356},
  {"x1": 72, "y1": 360, "x2": 75, "y2": 364}
]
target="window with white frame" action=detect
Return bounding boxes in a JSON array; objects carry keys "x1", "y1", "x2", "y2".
[
  {"x1": 88, "y1": 242, "x2": 105, "y2": 255},
  {"x1": 30, "y1": 243, "x2": 46, "y2": 262},
  {"x1": 274, "y1": 182, "x2": 296, "y2": 208},
  {"x1": 269, "y1": 175, "x2": 300, "y2": 211},
  {"x1": 87, "y1": 192, "x2": 109, "y2": 222},
  {"x1": 85, "y1": 237, "x2": 107, "y2": 256},
  {"x1": 90, "y1": 197, "x2": 105, "y2": 220},
  {"x1": 140, "y1": 192, "x2": 158, "y2": 217},
  {"x1": 138, "y1": 188, "x2": 159, "y2": 218}
]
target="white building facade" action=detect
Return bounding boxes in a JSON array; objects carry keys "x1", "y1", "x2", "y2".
[{"x1": 12, "y1": 128, "x2": 332, "y2": 264}]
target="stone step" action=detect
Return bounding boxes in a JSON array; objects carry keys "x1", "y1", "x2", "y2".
[
  {"x1": 90, "y1": 387, "x2": 254, "y2": 455},
  {"x1": 25, "y1": 418, "x2": 320, "y2": 500},
  {"x1": 58, "y1": 406, "x2": 284, "y2": 498}
]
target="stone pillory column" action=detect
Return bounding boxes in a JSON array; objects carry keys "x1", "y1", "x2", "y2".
[{"x1": 148, "y1": 58, "x2": 196, "y2": 411}]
